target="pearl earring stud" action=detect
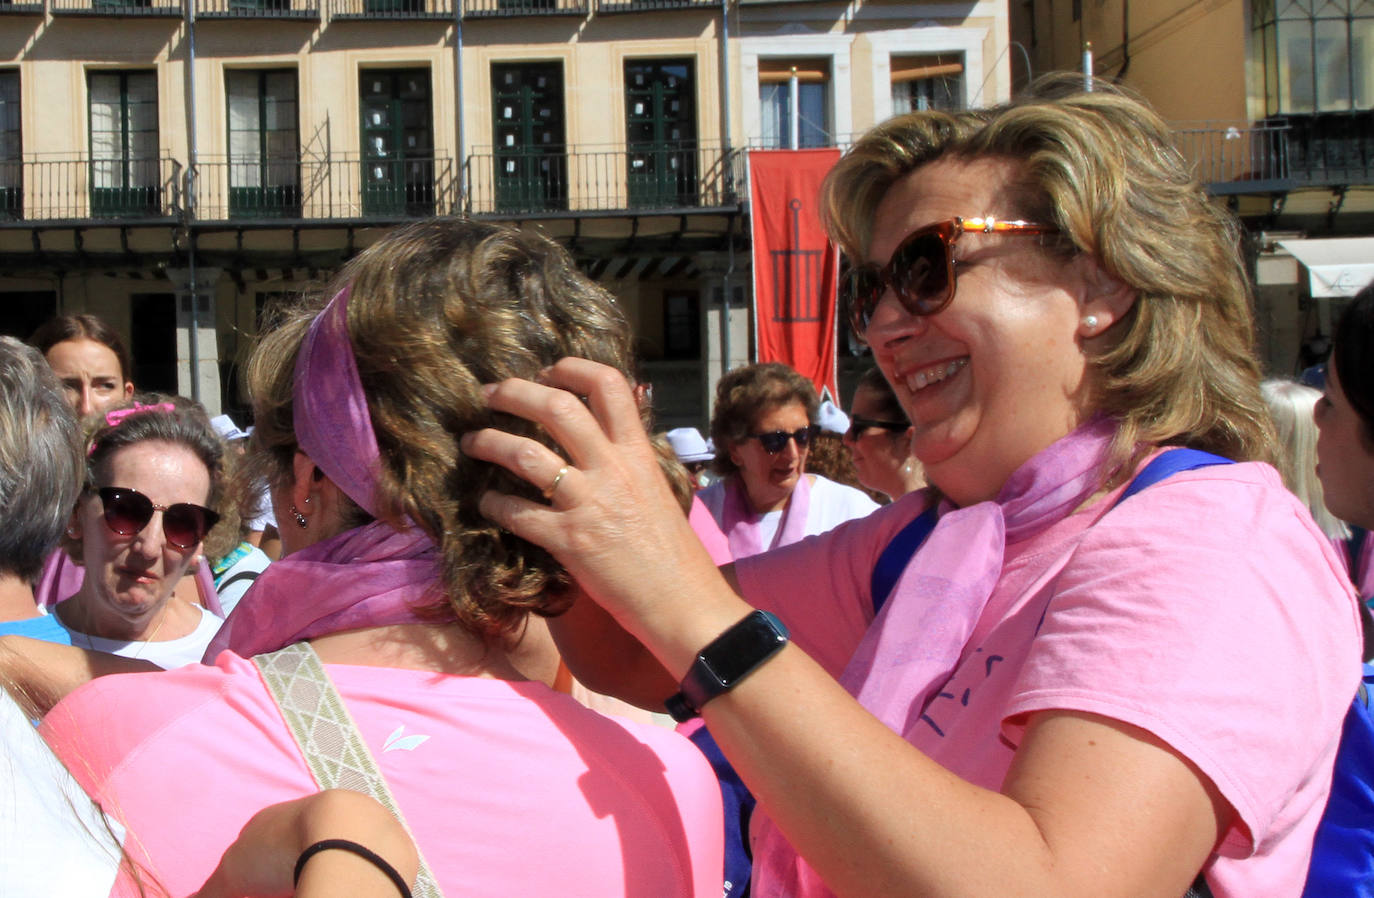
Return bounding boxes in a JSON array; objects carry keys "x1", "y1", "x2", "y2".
[{"x1": 1081, "y1": 314, "x2": 1100, "y2": 331}]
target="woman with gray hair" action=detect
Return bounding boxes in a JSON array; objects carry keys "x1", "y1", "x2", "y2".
[
  {"x1": 0, "y1": 336, "x2": 83, "y2": 632},
  {"x1": 1262, "y1": 378, "x2": 1350, "y2": 539},
  {"x1": 701, "y1": 362, "x2": 876, "y2": 560}
]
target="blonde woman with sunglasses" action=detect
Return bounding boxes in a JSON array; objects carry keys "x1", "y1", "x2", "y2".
[
  {"x1": 468, "y1": 77, "x2": 1361, "y2": 898},
  {"x1": 700, "y1": 362, "x2": 877, "y2": 561}
]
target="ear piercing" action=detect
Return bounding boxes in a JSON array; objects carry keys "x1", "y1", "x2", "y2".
[
  {"x1": 1081, "y1": 314, "x2": 1100, "y2": 332},
  {"x1": 291, "y1": 505, "x2": 308, "y2": 529}
]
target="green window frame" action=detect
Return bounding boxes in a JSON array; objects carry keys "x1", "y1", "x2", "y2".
[
  {"x1": 88, "y1": 70, "x2": 159, "y2": 218},
  {"x1": 227, "y1": 69, "x2": 300, "y2": 218}
]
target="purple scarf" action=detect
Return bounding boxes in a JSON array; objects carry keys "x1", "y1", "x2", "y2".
[
  {"x1": 203, "y1": 521, "x2": 449, "y2": 661},
  {"x1": 720, "y1": 473, "x2": 813, "y2": 560}
]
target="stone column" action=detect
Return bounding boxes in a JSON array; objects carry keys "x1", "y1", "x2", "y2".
[
  {"x1": 698, "y1": 251, "x2": 751, "y2": 426},
  {"x1": 164, "y1": 267, "x2": 222, "y2": 414}
]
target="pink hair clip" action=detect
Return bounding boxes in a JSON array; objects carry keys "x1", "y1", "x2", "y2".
[{"x1": 104, "y1": 402, "x2": 175, "y2": 428}]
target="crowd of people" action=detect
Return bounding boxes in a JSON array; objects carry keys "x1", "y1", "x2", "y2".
[{"x1": 0, "y1": 75, "x2": 1370, "y2": 897}]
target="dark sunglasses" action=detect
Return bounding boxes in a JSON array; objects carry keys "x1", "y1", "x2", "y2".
[
  {"x1": 97, "y1": 486, "x2": 220, "y2": 550},
  {"x1": 845, "y1": 416, "x2": 908, "y2": 441},
  {"x1": 749, "y1": 425, "x2": 819, "y2": 454},
  {"x1": 842, "y1": 216, "x2": 1059, "y2": 336}
]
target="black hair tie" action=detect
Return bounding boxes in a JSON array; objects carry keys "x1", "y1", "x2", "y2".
[{"x1": 293, "y1": 838, "x2": 412, "y2": 898}]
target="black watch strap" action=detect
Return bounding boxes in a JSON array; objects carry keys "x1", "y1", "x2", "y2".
[{"x1": 665, "y1": 610, "x2": 789, "y2": 722}]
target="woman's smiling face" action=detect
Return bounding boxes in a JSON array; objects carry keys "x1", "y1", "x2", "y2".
[{"x1": 862, "y1": 155, "x2": 1100, "y2": 506}]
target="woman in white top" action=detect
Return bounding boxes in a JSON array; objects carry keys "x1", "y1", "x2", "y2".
[
  {"x1": 698, "y1": 362, "x2": 877, "y2": 558},
  {"x1": 51, "y1": 397, "x2": 225, "y2": 669}
]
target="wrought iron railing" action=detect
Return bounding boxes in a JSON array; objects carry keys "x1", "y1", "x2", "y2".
[
  {"x1": 0, "y1": 145, "x2": 745, "y2": 223},
  {"x1": 330, "y1": 0, "x2": 450, "y2": 17},
  {"x1": 1173, "y1": 121, "x2": 1291, "y2": 193},
  {"x1": 595, "y1": 0, "x2": 714, "y2": 13},
  {"x1": 51, "y1": 0, "x2": 182, "y2": 14},
  {"x1": 464, "y1": 140, "x2": 738, "y2": 214},
  {"x1": 189, "y1": 154, "x2": 458, "y2": 220},
  {"x1": 327, "y1": 0, "x2": 450, "y2": 16},
  {"x1": 198, "y1": 0, "x2": 319, "y2": 19},
  {"x1": 1272, "y1": 110, "x2": 1374, "y2": 188},
  {"x1": 0, "y1": 155, "x2": 181, "y2": 222},
  {"x1": 0, "y1": 1, "x2": 45, "y2": 12},
  {"x1": 462, "y1": 0, "x2": 584, "y2": 16},
  {"x1": 1175, "y1": 113, "x2": 1374, "y2": 193}
]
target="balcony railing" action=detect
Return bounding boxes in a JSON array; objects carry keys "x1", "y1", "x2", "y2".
[
  {"x1": 0, "y1": 145, "x2": 742, "y2": 223},
  {"x1": 51, "y1": 0, "x2": 182, "y2": 15},
  {"x1": 1174, "y1": 121, "x2": 1291, "y2": 194},
  {"x1": 197, "y1": 0, "x2": 319, "y2": 19},
  {"x1": 462, "y1": 0, "x2": 585, "y2": 16},
  {"x1": 190, "y1": 154, "x2": 459, "y2": 220},
  {"x1": 464, "y1": 140, "x2": 737, "y2": 214},
  {"x1": 595, "y1": 0, "x2": 714, "y2": 13},
  {"x1": 0, "y1": 155, "x2": 181, "y2": 222},
  {"x1": 1270, "y1": 110, "x2": 1374, "y2": 188},
  {"x1": 330, "y1": 0, "x2": 451, "y2": 18},
  {"x1": 0, "y1": 1, "x2": 45, "y2": 13},
  {"x1": 1176, "y1": 112, "x2": 1374, "y2": 194}
]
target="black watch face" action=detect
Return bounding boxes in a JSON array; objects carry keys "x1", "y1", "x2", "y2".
[{"x1": 701, "y1": 613, "x2": 786, "y2": 686}]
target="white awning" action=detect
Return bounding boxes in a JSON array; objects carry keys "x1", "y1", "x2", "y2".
[{"x1": 1276, "y1": 237, "x2": 1374, "y2": 298}]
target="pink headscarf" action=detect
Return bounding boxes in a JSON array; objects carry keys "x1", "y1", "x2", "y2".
[
  {"x1": 292, "y1": 287, "x2": 385, "y2": 518},
  {"x1": 205, "y1": 287, "x2": 452, "y2": 661}
]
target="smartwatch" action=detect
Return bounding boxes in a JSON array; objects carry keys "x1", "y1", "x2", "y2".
[{"x1": 664, "y1": 610, "x2": 789, "y2": 723}]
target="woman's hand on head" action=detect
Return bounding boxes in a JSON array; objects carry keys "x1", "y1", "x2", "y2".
[{"x1": 461, "y1": 358, "x2": 743, "y2": 668}]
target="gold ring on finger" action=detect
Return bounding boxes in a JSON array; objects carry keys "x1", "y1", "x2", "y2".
[{"x1": 542, "y1": 465, "x2": 571, "y2": 500}]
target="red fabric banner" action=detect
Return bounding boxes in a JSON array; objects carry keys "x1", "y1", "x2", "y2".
[{"x1": 749, "y1": 147, "x2": 841, "y2": 400}]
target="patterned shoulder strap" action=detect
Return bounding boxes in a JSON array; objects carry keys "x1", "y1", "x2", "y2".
[{"x1": 254, "y1": 642, "x2": 444, "y2": 898}]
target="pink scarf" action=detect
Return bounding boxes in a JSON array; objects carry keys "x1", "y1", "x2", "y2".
[
  {"x1": 751, "y1": 419, "x2": 1117, "y2": 898},
  {"x1": 204, "y1": 521, "x2": 450, "y2": 660},
  {"x1": 720, "y1": 473, "x2": 813, "y2": 560}
]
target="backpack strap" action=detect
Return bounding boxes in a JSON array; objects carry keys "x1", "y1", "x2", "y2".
[
  {"x1": 870, "y1": 504, "x2": 940, "y2": 615},
  {"x1": 254, "y1": 642, "x2": 444, "y2": 898}
]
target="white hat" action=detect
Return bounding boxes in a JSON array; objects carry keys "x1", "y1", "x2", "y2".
[
  {"x1": 210, "y1": 414, "x2": 249, "y2": 442},
  {"x1": 666, "y1": 427, "x2": 714, "y2": 464},
  {"x1": 816, "y1": 400, "x2": 850, "y2": 436}
]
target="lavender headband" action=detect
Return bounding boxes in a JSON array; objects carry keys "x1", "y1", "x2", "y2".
[{"x1": 292, "y1": 286, "x2": 385, "y2": 519}]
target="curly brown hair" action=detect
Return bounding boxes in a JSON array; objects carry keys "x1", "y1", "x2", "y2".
[{"x1": 244, "y1": 218, "x2": 637, "y2": 645}]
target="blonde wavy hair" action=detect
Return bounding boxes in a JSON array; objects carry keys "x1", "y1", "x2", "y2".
[
  {"x1": 1262, "y1": 378, "x2": 1349, "y2": 540},
  {"x1": 245, "y1": 219, "x2": 636, "y2": 643},
  {"x1": 821, "y1": 76, "x2": 1275, "y2": 484}
]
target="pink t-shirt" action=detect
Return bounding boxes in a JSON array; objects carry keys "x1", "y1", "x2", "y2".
[
  {"x1": 41, "y1": 652, "x2": 724, "y2": 897},
  {"x1": 737, "y1": 462, "x2": 1361, "y2": 898}
]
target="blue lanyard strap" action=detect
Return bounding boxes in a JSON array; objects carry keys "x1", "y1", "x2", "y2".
[{"x1": 869, "y1": 448, "x2": 1234, "y2": 617}]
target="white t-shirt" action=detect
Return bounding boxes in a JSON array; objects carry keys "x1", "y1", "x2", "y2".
[
  {"x1": 700, "y1": 474, "x2": 879, "y2": 549},
  {"x1": 0, "y1": 686, "x2": 124, "y2": 897},
  {"x1": 62, "y1": 605, "x2": 224, "y2": 670}
]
